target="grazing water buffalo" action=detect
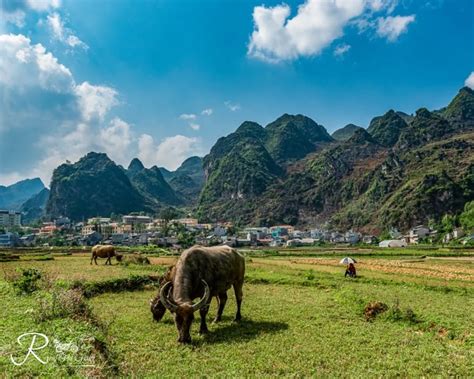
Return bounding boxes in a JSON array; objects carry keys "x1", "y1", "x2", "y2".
[
  {"x1": 159, "y1": 245, "x2": 245, "y2": 343},
  {"x1": 90, "y1": 245, "x2": 123, "y2": 265}
]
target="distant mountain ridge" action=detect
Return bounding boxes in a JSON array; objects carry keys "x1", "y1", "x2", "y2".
[
  {"x1": 159, "y1": 156, "x2": 205, "y2": 204},
  {"x1": 197, "y1": 87, "x2": 474, "y2": 232},
  {"x1": 0, "y1": 178, "x2": 45, "y2": 210},
  {"x1": 12, "y1": 86, "x2": 473, "y2": 230}
]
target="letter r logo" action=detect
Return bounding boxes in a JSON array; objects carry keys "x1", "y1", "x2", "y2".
[{"x1": 10, "y1": 333, "x2": 49, "y2": 366}]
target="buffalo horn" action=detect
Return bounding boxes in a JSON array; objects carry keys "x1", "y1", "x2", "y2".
[
  {"x1": 191, "y1": 280, "x2": 211, "y2": 311},
  {"x1": 159, "y1": 281, "x2": 178, "y2": 312}
]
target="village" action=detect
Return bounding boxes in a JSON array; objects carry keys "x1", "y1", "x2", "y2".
[{"x1": 1, "y1": 209, "x2": 472, "y2": 249}]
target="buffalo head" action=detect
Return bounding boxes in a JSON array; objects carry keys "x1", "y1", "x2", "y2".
[{"x1": 160, "y1": 279, "x2": 210, "y2": 343}]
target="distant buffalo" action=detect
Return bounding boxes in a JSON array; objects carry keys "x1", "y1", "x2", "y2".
[
  {"x1": 159, "y1": 245, "x2": 245, "y2": 343},
  {"x1": 90, "y1": 245, "x2": 122, "y2": 265}
]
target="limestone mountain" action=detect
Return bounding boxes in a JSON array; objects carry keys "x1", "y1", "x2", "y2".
[
  {"x1": 264, "y1": 114, "x2": 333, "y2": 164},
  {"x1": 126, "y1": 158, "x2": 181, "y2": 206},
  {"x1": 442, "y1": 87, "x2": 474, "y2": 127},
  {"x1": 43, "y1": 87, "x2": 473, "y2": 231},
  {"x1": 160, "y1": 157, "x2": 205, "y2": 205},
  {"x1": 47, "y1": 152, "x2": 149, "y2": 220},
  {"x1": 396, "y1": 108, "x2": 455, "y2": 150},
  {"x1": 332, "y1": 124, "x2": 364, "y2": 141},
  {"x1": 256, "y1": 128, "x2": 384, "y2": 226},
  {"x1": 197, "y1": 88, "x2": 474, "y2": 232},
  {"x1": 367, "y1": 110, "x2": 408, "y2": 147},
  {"x1": 197, "y1": 121, "x2": 283, "y2": 222}
]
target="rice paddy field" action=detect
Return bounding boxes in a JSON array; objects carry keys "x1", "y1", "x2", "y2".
[{"x1": 0, "y1": 246, "x2": 473, "y2": 377}]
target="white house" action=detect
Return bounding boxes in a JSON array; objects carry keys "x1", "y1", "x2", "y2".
[{"x1": 379, "y1": 239, "x2": 407, "y2": 248}]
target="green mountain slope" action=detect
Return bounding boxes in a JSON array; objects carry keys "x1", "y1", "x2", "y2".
[
  {"x1": 196, "y1": 88, "x2": 474, "y2": 231},
  {"x1": 265, "y1": 114, "x2": 333, "y2": 164},
  {"x1": 159, "y1": 156, "x2": 205, "y2": 205},
  {"x1": 20, "y1": 188, "x2": 50, "y2": 223},
  {"x1": 367, "y1": 110, "x2": 408, "y2": 147},
  {"x1": 197, "y1": 121, "x2": 283, "y2": 222},
  {"x1": 332, "y1": 124, "x2": 364, "y2": 141},
  {"x1": 126, "y1": 158, "x2": 181, "y2": 206}
]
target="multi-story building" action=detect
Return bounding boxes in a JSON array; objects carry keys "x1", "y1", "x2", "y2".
[
  {"x1": 0, "y1": 210, "x2": 21, "y2": 228},
  {"x1": 0, "y1": 232, "x2": 19, "y2": 247},
  {"x1": 172, "y1": 218, "x2": 199, "y2": 228}
]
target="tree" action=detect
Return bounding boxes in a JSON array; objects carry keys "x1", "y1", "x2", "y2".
[
  {"x1": 441, "y1": 214, "x2": 456, "y2": 234},
  {"x1": 460, "y1": 201, "x2": 474, "y2": 232}
]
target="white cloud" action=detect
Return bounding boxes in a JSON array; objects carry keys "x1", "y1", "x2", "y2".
[
  {"x1": 0, "y1": 32, "x2": 206, "y2": 185},
  {"x1": 376, "y1": 14, "x2": 415, "y2": 41},
  {"x1": 334, "y1": 43, "x2": 351, "y2": 57},
  {"x1": 464, "y1": 72, "x2": 474, "y2": 90},
  {"x1": 201, "y1": 108, "x2": 213, "y2": 116},
  {"x1": 138, "y1": 134, "x2": 203, "y2": 170},
  {"x1": 179, "y1": 113, "x2": 196, "y2": 120},
  {"x1": 1, "y1": 0, "x2": 60, "y2": 29},
  {"x1": 224, "y1": 101, "x2": 240, "y2": 112},
  {"x1": 47, "y1": 12, "x2": 88, "y2": 49},
  {"x1": 248, "y1": 0, "x2": 366, "y2": 62},
  {"x1": 0, "y1": 33, "x2": 126, "y2": 185},
  {"x1": 248, "y1": 0, "x2": 413, "y2": 62},
  {"x1": 189, "y1": 122, "x2": 200, "y2": 131},
  {"x1": 75, "y1": 81, "x2": 119, "y2": 121},
  {"x1": 368, "y1": 0, "x2": 397, "y2": 13},
  {"x1": 99, "y1": 118, "x2": 133, "y2": 163},
  {"x1": 27, "y1": 0, "x2": 61, "y2": 11},
  {"x1": 0, "y1": 33, "x2": 74, "y2": 92}
]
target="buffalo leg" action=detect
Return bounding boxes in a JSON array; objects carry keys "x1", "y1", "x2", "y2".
[
  {"x1": 90, "y1": 255, "x2": 94, "y2": 265},
  {"x1": 233, "y1": 282, "x2": 243, "y2": 322},
  {"x1": 199, "y1": 304, "x2": 210, "y2": 334},
  {"x1": 213, "y1": 292, "x2": 227, "y2": 323},
  {"x1": 94, "y1": 256, "x2": 98, "y2": 265}
]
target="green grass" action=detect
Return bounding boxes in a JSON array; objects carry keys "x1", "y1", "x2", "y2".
[{"x1": 0, "y1": 248, "x2": 473, "y2": 377}]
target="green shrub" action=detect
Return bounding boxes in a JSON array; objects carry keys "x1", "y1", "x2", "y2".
[
  {"x1": 305, "y1": 269, "x2": 315, "y2": 281},
  {"x1": 384, "y1": 300, "x2": 419, "y2": 324},
  {"x1": 72, "y1": 274, "x2": 160, "y2": 297},
  {"x1": 34, "y1": 288, "x2": 92, "y2": 322},
  {"x1": 12, "y1": 268, "x2": 42, "y2": 295}
]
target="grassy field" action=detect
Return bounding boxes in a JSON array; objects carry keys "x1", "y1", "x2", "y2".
[{"x1": 1, "y1": 247, "x2": 473, "y2": 377}]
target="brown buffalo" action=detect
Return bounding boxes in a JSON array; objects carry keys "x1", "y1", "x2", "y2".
[
  {"x1": 159, "y1": 245, "x2": 245, "y2": 343},
  {"x1": 90, "y1": 245, "x2": 123, "y2": 265}
]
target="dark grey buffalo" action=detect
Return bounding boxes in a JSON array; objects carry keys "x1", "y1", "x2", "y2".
[{"x1": 159, "y1": 245, "x2": 245, "y2": 343}]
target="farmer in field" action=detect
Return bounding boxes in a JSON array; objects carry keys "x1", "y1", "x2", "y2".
[
  {"x1": 340, "y1": 257, "x2": 357, "y2": 278},
  {"x1": 345, "y1": 263, "x2": 356, "y2": 278}
]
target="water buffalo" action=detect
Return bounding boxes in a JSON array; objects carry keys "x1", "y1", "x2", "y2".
[
  {"x1": 159, "y1": 245, "x2": 245, "y2": 343},
  {"x1": 90, "y1": 244, "x2": 123, "y2": 265}
]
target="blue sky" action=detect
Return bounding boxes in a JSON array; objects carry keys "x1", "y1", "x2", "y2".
[{"x1": 0, "y1": 0, "x2": 473, "y2": 186}]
